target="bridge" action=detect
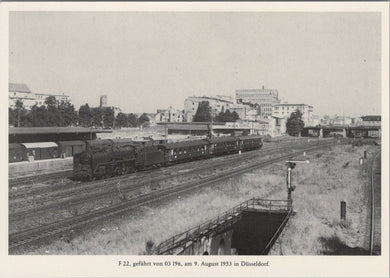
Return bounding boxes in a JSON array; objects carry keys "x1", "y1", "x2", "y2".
[
  {"x1": 156, "y1": 198, "x2": 293, "y2": 255},
  {"x1": 302, "y1": 125, "x2": 381, "y2": 138}
]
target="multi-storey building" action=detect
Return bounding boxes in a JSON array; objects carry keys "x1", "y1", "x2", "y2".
[
  {"x1": 184, "y1": 95, "x2": 235, "y2": 122},
  {"x1": 272, "y1": 103, "x2": 314, "y2": 126},
  {"x1": 184, "y1": 95, "x2": 258, "y2": 122},
  {"x1": 9, "y1": 83, "x2": 71, "y2": 109},
  {"x1": 235, "y1": 86, "x2": 280, "y2": 118},
  {"x1": 100, "y1": 95, "x2": 108, "y2": 107},
  {"x1": 35, "y1": 93, "x2": 71, "y2": 106},
  {"x1": 8, "y1": 83, "x2": 36, "y2": 109},
  {"x1": 156, "y1": 107, "x2": 185, "y2": 123}
]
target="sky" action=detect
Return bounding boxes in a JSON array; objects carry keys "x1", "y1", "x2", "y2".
[{"x1": 9, "y1": 11, "x2": 382, "y2": 117}]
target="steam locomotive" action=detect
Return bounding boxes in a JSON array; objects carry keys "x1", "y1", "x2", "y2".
[{"x1": 73, "y1": 135, "x2": 262, "y2": 181}]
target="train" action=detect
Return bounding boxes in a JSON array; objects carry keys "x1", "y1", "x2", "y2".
[{"x1": 73, "y1": 135, "x2": 263, "y2": 181}]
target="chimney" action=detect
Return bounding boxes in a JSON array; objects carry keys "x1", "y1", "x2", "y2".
[{"x1": 262, "y1": 85, "x2": 265, "y2": 90}]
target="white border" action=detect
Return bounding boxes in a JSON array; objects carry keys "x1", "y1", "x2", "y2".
[{"x1": 0, "y1": 2, "x2": 388, "y2": 278}]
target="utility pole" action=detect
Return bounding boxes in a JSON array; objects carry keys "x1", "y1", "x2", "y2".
[
  {"x1": 17, "y1": 108, "x2": 20, "y2": 127},
  {"x1": 165, "y1": 121, "x2": 168, "y2": 140}
]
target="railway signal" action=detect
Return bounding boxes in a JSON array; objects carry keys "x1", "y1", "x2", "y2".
[{"x1": 285, "y1": 159, "x2": 310, "y2": 202}]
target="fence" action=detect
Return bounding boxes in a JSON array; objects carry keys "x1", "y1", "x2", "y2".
[{"x1": 156, "y1": 197, "x2": 292, "y2": 255}]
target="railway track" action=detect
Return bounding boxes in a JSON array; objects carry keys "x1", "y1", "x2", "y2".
[
  {"x1": 9, "y1": 170, "x2": 72, "y2": 188},
  {"x1": 9, "y1": 140, "x2": 332, "y2": 219},
  {"x1": 9, "y1": 144, "x2": 294, "y2": 214},
  {"x1": 369, "y1": 150, "x2": 381, "y2": 255},
  {"x1": 9, "y1": 138, "x2": 326, "y2": 200},
  {"x1": 7, "y1": 137, "x2": 317, "y2": 188},
  {"x1": 9, "y1": 141, "x2": 334, "y2": 251}
]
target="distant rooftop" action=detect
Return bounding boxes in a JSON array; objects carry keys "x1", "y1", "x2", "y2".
[
  {"x1": 9, "y1": 127, "x2": 112, "y2": 135},
  {"x1": 187, "y1": 96, "x2": 233, "y2": 104},
  {"x1": 35, "y1": 92, "x2": 70, "y2": 97},
  {"x1": 9, "y1": 83, "x2": 31, "y2": 93},
  {"x1": 361, "y1": 115, "x2": 381, "y2": 121},
  {"x1": 274, "y1": 103, "x2": 312, "y2": 107}
]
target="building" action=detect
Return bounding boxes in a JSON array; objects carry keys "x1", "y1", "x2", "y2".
[
  {"x1": 9, "y1": 83, "x2": 36, "y2": 109},
  {"x1": 356, "y1": 115, "x2": 381, "y2": 126},
  {"x1": 267, "y1": 116, "x2": 286, "y2": 137},
  {"x1": 9, "y1": 83, "x2": 71, "y2": 109},
  {"x1": 311, "y1": 115, "x2": 321, "y2": 126},
  {"x1": 146, "y1": 113, "x2": 157, "y2": 126},
  {"x1": 329, "y1": 115, "x2": 354, "y2": 126},
  {"x1": 35, "y1": 93, "x2": 71, "y2": 106},
  {"x1": 235, "y1": 86, "x2": 280, "y2": 118},
  {"x1": 184, "y1": 95, "x2": 235, "y2": 122},
  {"x1": 156, "y1": 107, "x2": 185, "y2": 123},
  {"x1": 100, "y1": 95, "x2": 108, "y2": 107},
  {"x1": 272, "y1": 103, "x2": 314, "y2": 126}
]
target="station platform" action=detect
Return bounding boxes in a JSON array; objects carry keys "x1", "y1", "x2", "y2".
[{"x1": 9, "y1": 157, "x2": 73, "y2": 177}]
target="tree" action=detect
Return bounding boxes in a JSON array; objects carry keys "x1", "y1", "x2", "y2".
[
  {"x1": 193, "y1": 101, "x2": 212, "y2": 122},
  {"x1": 116, "y1": 112, "x2": 128, "y2": 128},
  {"x1": 9, "y1": 108, "x2": 15, "y2": 126},
  {"x1": 44, "y1": 96, "x2": 61, "y2": 126},
  {"x1": 286, "y1": 109, "x2": 305, "y2": 136},
  {"x1": 102, "y1": 107, "x2": 115, "y2": 128},
  {"x1": 138, "y1": 113, "x2": 150, "y2": 128},
  {"x1": 127, "y1": 113, "x2": 138, "y2": 127},
  {"x1": 10, "y1": 100, "x2": 25, "y2": 127},
  {"x1": 214, "y1": 109, "x2": 240, "y2": 122},
  {"x1": 78, "y1": 104, "x2": 92, "y2": 127},
  {"x1": 30, "y1": 104, "x2": 48, "y2": 126},
  {"x1": 91, "y1": 107, "x2": 103, "y2": 127},
  {"x1": 59, "y1": 101, "x2": 77, "y2": 126},
  {"x1": 45, "y1": 95, "x2": 57, "y2": 108}
]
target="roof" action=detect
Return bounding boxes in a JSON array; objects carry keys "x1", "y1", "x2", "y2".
[
  {"x1": 9, "y1": 83, "x2": 31, "y2": 93},
  {"x1": 167, "y1": 124, "x2": 210, "y2": 131},
  {"x1": 239, "y1": 135, "x2": 263, "y2": 140},
  {"x1": 186, "y1": 96, "x2": 233, "y2": 104},
  {"x1": 361, "y1": 115, "x2": 381, "y2": 122},
  {"x1": 111, "y1": 138, "x2": 134, "y2": 143},
  {"x1": 56, "y1": 140, "x2": 86, "y2": 146},
  {"x1": 35, "y1": 93, "x2": 70, "y2": 98},
  {"x1": 207, "y1": 136, "x2": 239, "y2": 143},
  {"x1": 21, "y1": 142, "x2": 58, "y2": 148},
  {"x1": 85, "y1": 140, "x2": 113, "y2": 146},
  {"x1": 274, "y1": 103, "x2": 312, "y2": 107},
  {"x1": 159, "y1": 139, "x2": 208, "y2": 149},
  {"x1": 9, "y1": 127, "x2": 112, "y2": 135}
]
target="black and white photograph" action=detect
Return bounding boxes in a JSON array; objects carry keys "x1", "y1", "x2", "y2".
[{"x1": 1, "y1": 2, "x2": 389, "y2": 278}]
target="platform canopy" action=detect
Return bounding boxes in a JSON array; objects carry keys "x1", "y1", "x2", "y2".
[
  {"x1": 9, "y1": 127, "x2": 112, "y2": 143},
  {"x1": 21, "y1": 142, "x2": 58, "y2": 148}
]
